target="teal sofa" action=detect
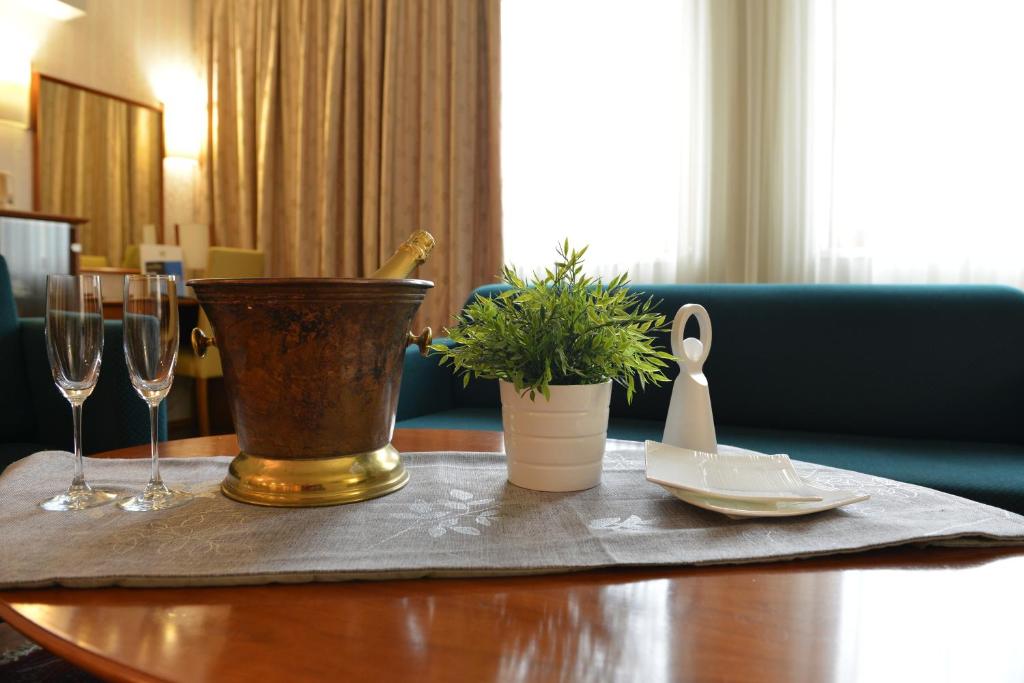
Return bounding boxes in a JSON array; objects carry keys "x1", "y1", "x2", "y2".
[
  {"x1": 0, "y1": 255, "x2": 164, "y2": 471},
  {"x1": 398, "y1": 284, "x2": 1024, "y2": 514}
]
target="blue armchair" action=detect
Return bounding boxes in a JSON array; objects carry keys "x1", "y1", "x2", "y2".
[{"x1": 0, "y1": 255, "x2": 165, "y2": 471}]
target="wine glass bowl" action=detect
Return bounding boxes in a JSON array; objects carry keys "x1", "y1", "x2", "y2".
[
  {"x1": 123, "y1": 309, "x2": 177, "y2": 403},
  {"x1": 40, "y1": 274, "x2": 117, "y2": 511},
  {"x1": 119, "y1": 274, "x2": 192, "y2": 512},
  {"x1": 46, "y1": 299, "x2": 103, "y2": 401}
]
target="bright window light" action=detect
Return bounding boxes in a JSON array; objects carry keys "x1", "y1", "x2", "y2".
[
  {"x1": 505, "y1": 1, "x2": 1024, "y2": 287},
  {"x1": 501, "y1": 0, "x2": 686, "y2": 282},
  {"x1": 811, "y1": 0, "x2": 1024, "y2": 284}
]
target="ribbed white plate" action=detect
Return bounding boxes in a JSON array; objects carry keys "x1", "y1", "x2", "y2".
[
  {"x1": 664, "y1": 481, "x2": 870, "y2": 518},
  {"x1": 644, "y1": 441, "x2": 824, "y2": 503}
]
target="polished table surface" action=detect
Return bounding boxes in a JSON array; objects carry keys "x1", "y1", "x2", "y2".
[{"x1": 2, "y1": 429, "x2": 1023, "y2": 682}]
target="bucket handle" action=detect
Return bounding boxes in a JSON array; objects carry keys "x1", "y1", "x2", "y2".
[
  {"x1": 406, "y1": 327, "x2": 432, "y2": 356},
  {"x1": 193, "y1": 326, "x2": 429, "y2": 358},
  {"x1": 192, "y1": 327, "x2": 217, "y2": 358}
]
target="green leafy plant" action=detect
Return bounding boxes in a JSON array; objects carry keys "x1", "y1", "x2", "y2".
[{"x1": 430, "y1": 241, "x2": 675, "y2": 402}]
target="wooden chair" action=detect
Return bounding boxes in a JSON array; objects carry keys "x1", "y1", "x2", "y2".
[
  {"x1": 121, "y1": 244, "x2": 140, "y2": 270},
  {"x1": 79, "y1": 254, "x2": 109, "y2": 269},
  {"x1": 176, "y1": 247, "x2": 265, "y2": 435}
]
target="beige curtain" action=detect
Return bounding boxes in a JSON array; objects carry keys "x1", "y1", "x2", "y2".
[
  {"x1": 127, "y1": 106, "x2": 163, "y2": 255},
  {"x1": 198, "y1": 0, "x2": 502, "y2": 330},
  {"x1": 37, "y1": 79, "x2": 162, "y2": 266},
  {"x1": 678, "y1": 0, "x2": 812, "y2": 284}
]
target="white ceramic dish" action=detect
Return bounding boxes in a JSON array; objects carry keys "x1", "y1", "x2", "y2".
[
  {"x1": 663, "y1": 482, "x2": 870, "y2": 518},
  {"x1": 644, "y1": 441, "x2": 824, "y2": 503}
]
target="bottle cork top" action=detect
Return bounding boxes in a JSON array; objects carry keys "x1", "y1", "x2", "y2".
[{"x1": 400, "y1": 230, "x2": 436, "y2": 263}]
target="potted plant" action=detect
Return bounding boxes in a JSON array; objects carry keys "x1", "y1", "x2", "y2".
[{"x1": 431, "y1": 242, "x2": 675, "y2": 491}]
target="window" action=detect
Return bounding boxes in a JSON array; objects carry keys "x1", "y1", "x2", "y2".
[
  {"x1": 501, "y1": 0, "x2": 686, "y2": 282},
  {"x1": 810, "y1": 0, "x2": 1024, "y2": 285},
  {"x1": 503, "y1": 1, "x2": 1024, "y2": 287}
]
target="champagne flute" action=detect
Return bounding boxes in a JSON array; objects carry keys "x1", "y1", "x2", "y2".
[
  {"x1": 41, "y1": 274, "x2": 117, "y2": 510},
  {"x1": 119, "y1": 274, "x2": 192, "y2": 511}
]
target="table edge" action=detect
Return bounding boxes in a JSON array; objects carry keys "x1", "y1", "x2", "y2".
[{"x1": 0, "y1": 603, "x2": 161, "y2": 683}]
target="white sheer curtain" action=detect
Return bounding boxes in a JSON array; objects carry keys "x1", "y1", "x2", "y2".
[
  {"x1": 695, "y1": 0, "x2": 813, "y2": 283},
  {"x1": 809, "y1": 0, "x2": 1024, "y2": 285},
  {"x1": 501, "y1": 0, "x2": 814, "y2": 284},
  {"x1": 503, "y1": 0, "x2": 1024, "y2": 287}
]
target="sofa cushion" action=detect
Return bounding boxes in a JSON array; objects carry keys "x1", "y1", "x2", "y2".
[
  {"x1": 398, "y1": 408, "x2": 504, "y2": 432},
  {"x1": 459, "y1": 284, "x2": 1024, "y2": 444},
  {"x1": 717, "y1": 426, "x2": 1024, "y2": 516},
  {"x1": 397, "y1": 409, "x2": 1024, "y2": 513},
  {"x1": 0, "y1": 256, "x2": 34, "y2": 441},
  {"x1": 398, "y1": 408, "x2": 664, "y2": 442},
  {"x1": 396, "y1": 344, "x2": 455, "y2": 421}
]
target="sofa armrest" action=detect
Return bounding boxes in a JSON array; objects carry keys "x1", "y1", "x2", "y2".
[
  {"x1": 397, "y1": 337, "x2": 455, "y2": 421},
  {"x1": 19, "y1": 318, "x2": 167, "y2": 454}
]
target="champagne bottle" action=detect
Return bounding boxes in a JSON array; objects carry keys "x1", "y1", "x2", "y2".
[{"x1": 371, "y1": 230, "x2": 436, "y2": 278}]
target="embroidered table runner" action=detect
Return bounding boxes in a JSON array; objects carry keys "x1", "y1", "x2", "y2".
[{"x1": 2, "y1": 448, "x2": 1023, "y2": 589}]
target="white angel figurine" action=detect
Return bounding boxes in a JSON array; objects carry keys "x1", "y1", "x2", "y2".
[{"x1": 662, "y1": 303, "x2": 718, "y2": 453}]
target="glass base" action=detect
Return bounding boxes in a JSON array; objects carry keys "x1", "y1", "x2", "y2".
[
  {"x1": 118, "y1": 482, "x2": 193, "y2": 512},
  {"x1": 40, "y1": 483, "x2": 117, "y2": 511}
]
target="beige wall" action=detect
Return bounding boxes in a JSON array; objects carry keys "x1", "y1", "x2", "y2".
[{"x1": 0, "y1": 0, "x2": 197, "y2": 230}]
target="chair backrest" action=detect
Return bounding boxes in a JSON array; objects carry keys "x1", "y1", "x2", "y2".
[
  {"x1": 80, "y1": 254, "x2": 109, "y2": 269},
  {"x1": 0, "y1": 255, "x2": 36, "y2": 440},
  {"x1": 122, "y1": 244, "x2": 140, "y2": 269},
  {"x1": 455, "y1": 283, "x2": 1024, "y2": 444},
  {"x1": 206, "y1": 247, "x2": 265, "y2": 279},
  {"x1": 200, "y1": 247, "x2": 265, "y2": 333}
]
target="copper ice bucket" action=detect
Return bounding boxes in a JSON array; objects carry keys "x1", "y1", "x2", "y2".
[{"x1": 187, "y1": 278, "x2": 433, "y2": 507}]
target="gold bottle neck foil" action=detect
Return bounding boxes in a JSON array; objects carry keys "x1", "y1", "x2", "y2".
[{"x1": 372, "y1": 230, "x2": 436, "y2": 279}]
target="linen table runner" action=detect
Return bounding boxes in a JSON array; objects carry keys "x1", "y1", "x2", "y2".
[{"x1": 2, "y1": 448, "x2": 1023, "y2": 589}]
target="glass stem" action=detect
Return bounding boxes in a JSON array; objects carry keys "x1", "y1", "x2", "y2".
[
  {"x1": 71, "y1": 401, "x2": 85, "y2": 487},
  {"x1": 149, "y1": 402, "x2": 162, "y2": 486}
]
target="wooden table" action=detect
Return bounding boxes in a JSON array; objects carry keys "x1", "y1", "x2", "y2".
[{"x1": 2, "y1": 429, "x2": 1023, "y2": 682}]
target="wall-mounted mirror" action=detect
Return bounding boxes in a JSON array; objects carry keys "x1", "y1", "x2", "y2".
[{"x1": 32, "y1": 73, "x2": 163, "y2": 269}]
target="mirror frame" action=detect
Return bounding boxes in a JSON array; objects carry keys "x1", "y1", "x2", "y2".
[{"x1": 29, "y1": 71, "x2": 165, "y2": 242}]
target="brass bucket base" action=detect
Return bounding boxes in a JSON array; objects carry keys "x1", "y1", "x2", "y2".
[{"x1": 221, "y1": 444, "x2": 409, "y2": 507}]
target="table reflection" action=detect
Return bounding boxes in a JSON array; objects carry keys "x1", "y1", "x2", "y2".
[
  {"x1": 18, "y1": 602, "x2": 232, "y2": 681},
  {"x1": 4, "y1": 549, "x2": 1023, "y2": 681},
  {"x1": 835, "y1": 559, "x2": 1024, "y2": 682}
]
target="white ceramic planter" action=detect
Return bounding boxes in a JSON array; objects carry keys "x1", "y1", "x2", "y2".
[{"x1": 499, "y1": 379, "x2": 612, "y2": 491}]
